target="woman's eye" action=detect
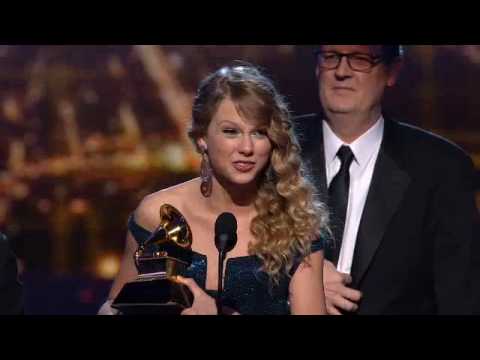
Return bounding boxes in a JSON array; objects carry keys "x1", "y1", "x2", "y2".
[
  {"x1": 253, "y1": 129, "x2": 268, "y2": 137},
  {"x1": 222, "y1": 128, "x2": 239, "y2": 136}
]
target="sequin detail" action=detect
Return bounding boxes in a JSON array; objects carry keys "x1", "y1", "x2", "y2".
[{"x1": 128, "y1": 215, "x2": 324, "y2": 315}]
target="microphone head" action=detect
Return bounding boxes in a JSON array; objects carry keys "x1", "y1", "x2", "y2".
[{"x1": 214, "y1": 212, "x2": 238, "y2": 253}]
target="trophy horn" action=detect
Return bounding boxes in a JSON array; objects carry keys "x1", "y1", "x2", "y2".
[
  {"x1": 135, "y1": 204, "x2": 193, "y2": 271},
  {"x1": 143, "y1": 204, "x2": 192, "y2": 249}
]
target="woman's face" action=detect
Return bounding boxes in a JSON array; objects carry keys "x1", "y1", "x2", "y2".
[{"x1": 198, "y1": 98, "x2": 273, "y2": 187}]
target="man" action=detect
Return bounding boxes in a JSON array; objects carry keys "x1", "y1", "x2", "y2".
[
  {"x1": 296, "y1": 45, "x2": 480, "y2": 314},
  {"x1": 0, "y1": 232, "x2": 23, "y2": 314}
]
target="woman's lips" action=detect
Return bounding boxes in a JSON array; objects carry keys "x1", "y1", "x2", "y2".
[{"x1": 233, "y1": 161, "x2": 255, "y2": 172}]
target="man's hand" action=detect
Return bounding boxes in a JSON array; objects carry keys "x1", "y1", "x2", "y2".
[{"x1": 323, "y1": 260, "x2": 362, "y2": 315}]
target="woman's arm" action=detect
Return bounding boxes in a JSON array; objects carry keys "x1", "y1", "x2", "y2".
[
  {"x1": 97, "y1": 232, "x2": 138, "y2": 315},
  {"x1": 107, "y1": 232, "x2": 139, "y2": 301},
  {"x1": 107, "y1": 194, "x2": 164, "y2": 301},
  {"x1": 289, "y1": 251, "x2": 326, "y2": 315},
  {"x1": 98, "y1": 197, "x2": 159, "y2": 314}
]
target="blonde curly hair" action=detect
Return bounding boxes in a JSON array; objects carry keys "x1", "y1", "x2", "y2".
[{"x1": 189, "y1": 64, "x2": 330, "y2": 285}]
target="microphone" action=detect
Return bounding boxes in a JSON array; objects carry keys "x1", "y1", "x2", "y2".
[{"x1": 214, "y1": 212, "x2": 237, "y2": 314}]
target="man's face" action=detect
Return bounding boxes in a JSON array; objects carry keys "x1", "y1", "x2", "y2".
[{"x1": 316, "y1": 45, "x2": 401, "y2": 120}]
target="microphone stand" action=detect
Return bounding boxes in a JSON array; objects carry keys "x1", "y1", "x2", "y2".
[
  {"x1": 214, "y1": 212, "x2": 237, "y2": 316},
  {"x1": 217, "y1": 250, "x2": 226, "y2": 315}
]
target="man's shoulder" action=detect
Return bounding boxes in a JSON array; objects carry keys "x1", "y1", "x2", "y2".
[
  {"x1": 391, "y1": 120, "x2": 471, "y2": 162},
  {"x1": 0, "y1": 232, "x2": 23, "y2": 315},
  {"x1": 292, "y1": 113, "x2": 322, "y2": 146},
  {"x1": 293, "y1": 113, "x2": 322, "y2": 130},
  {"x1": 293, "y1": 113, "x2": 321, "y2": 122},
  {"x1": 0, "y1": 232, "x2": 8, "y2": 266},
  {"x1": 396, "y1": 122, "x2": 467, "y2": 155},
  {"x1": 0, "y1": 233, "x2": 16, "y2": 282}
]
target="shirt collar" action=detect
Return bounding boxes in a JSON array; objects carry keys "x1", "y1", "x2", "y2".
[{"x1": 323, "y1": 115, "x2": 384, "y2": 168}]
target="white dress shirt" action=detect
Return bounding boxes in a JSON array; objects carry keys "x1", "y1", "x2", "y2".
[{"x1": 323, "y1": 116, "x2": 385, "y2": 274}]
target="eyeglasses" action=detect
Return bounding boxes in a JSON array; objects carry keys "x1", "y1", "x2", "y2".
[{"x1": 315, "y1": 51, "x2": 384, "y2": 73}]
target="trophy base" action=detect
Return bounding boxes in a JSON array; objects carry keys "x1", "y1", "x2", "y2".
[{"x1": 111, "y1": 275, "x2": 193, "y2": 315}]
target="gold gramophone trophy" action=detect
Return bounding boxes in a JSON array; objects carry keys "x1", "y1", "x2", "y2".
[{"x1": 112, "y1": 204, "x2": 194, "y2": 314}]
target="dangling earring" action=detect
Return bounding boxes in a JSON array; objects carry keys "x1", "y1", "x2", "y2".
[{"x1": 200, "y1": 149, "x2": 212, "y2": 197}]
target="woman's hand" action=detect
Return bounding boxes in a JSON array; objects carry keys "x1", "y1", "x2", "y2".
[{"x1": 175, "y1": 276, "x2": 218, "y2": 315}]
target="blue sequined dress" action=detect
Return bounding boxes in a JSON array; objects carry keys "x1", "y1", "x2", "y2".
[{"x1": 128, "y1": 215, "x2": 325, "y2": 315}]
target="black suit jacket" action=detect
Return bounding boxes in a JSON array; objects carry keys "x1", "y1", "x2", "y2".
[
  {"x1": 295, "y1": 114, "x2": 480, "y2": 314},
  {"x1": 0, "y1": 233, "x2": 23, "y2": 315}
]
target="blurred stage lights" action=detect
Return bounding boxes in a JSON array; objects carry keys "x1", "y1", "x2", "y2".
[{"x1": 96, "y1": 253, "x2": 121, "y2": 280}]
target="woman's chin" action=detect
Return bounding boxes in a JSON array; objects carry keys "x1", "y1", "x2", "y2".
[{"x1": 221, "y1": 173, "x2": 258, "y2": 188}]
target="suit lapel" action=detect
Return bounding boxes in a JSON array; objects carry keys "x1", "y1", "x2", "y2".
[{"x1": 350, "y1": 119, "x2": 411, "y2": 288}]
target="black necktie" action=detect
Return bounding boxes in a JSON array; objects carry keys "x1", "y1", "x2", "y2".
[{"x1": 328, "y1": 145, "x2": 355, "y2": 264}]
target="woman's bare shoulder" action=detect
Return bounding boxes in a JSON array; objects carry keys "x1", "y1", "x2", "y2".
[{"x1": 134, "y1": 179, "x2": 201, "y2": 229}]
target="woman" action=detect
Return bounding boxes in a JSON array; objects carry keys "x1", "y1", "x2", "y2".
[{"x1": 101, "y1": 64, "x2": 330, "y2": 315}]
